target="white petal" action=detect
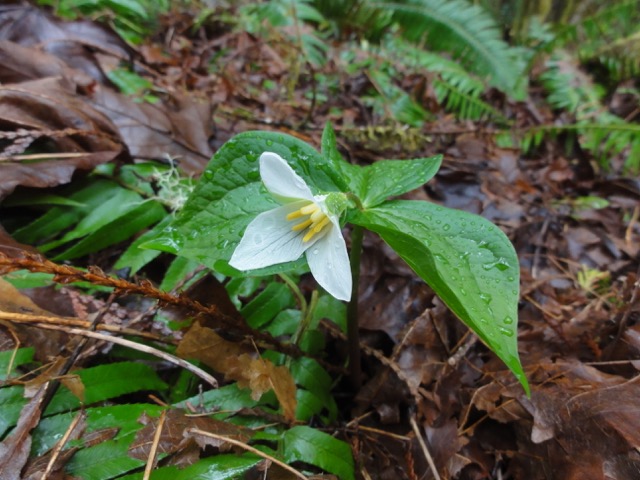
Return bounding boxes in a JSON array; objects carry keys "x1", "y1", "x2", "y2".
[
  {"x1": 229, "y1": 201, "x2": 310, "y2": 270},
  {"x1": 259, "y1": 152, "x2": 314, "y2": 202},
  {"x1": 306, "y1": 222, "x2": 352, "y2": 301}
]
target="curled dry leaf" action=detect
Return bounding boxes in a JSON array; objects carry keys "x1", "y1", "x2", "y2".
[
  {"x1": 0, "y1": 384, "x2": 47, "y2": 480},
  {"x1": 129, "y1": 409, "x2": 252, "y2": 461},
  {"x1": 177, "y1": 322, "x2": 297, "y2": 422}
]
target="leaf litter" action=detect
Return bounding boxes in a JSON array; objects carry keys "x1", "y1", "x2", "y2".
[{"x1": 0, "y1": 2, "x2": 638, "y2": 479}]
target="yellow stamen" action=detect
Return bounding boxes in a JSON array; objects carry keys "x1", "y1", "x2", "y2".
[
  {"x1": 291, "y1": 218, "x2": 313, "y2": 231},
  {"x1": 285, "y1": 201, "x2": 331, "y2": 242},
  {"x1": 300, "y1": 203, "x2": 319, "y2": 215},
  {"x1": 302, "y1": 216, "x2": 331, "y2": 242},
  {"x1": 286, "y1": 210, "x2": 304, "y2": 221}
]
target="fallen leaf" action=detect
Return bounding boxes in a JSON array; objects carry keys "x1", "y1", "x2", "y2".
[
  {"x1": 0, "y1": 383, "x2": 47, "y2": 480},
  {"x1": 129, "y1": 409, "x2": 252, "y2": 460}
]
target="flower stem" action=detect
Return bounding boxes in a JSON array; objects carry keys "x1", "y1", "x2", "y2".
[{"x1": 347, "y1": 225, "x2": 364, "y2": 390}]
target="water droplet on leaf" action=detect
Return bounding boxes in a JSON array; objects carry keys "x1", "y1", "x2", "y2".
[{"x1": 498, "y1": 327, "x2": 514, "y2": 337}]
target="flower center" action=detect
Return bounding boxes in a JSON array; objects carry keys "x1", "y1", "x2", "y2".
[{"x1": 286, "y1": 202, "x2": 331, "y2": 242}]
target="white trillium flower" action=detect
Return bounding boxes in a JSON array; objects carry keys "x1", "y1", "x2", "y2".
[{"x1": 229, "y1": 152, "x2": 352, "y2": 301}]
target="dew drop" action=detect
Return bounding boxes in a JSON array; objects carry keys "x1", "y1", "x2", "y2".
[
  {"x1": 203, "y1": 170, "x2": 214, "y2": 180},
  {"x1": 479, "y1": 317, "x2": 489, "y2": 324},
  {"x1": 498, "y1": 327, "x2": 514, "y2": 337},
  {"x1": 479, "y1": 293, "x2": 492, "y2": 304},
  {"x1": 312, "y1": 248, "x2": 319, "y2": 255},
  {"x1": 503, "y1": 316, "x2": 514, "y2": 325},
  {"x1": 460, "y1": 288, "x2": 467, "y2": 296},
  {"x1": 266, "y1": 140, "x2": 273, "y2": 146},
  {"x1": 442, "y1": 224, "x2": 451, "y2": 231}
]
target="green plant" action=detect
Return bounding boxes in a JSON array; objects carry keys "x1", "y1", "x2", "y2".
[
  {"x1": 36, "y1": 0, "x2": 171, "y2": 43},
  {"x1": 142, "y1": 124, "x2": 530, "y2": 394},
  {"x1": 315, "y1": 0, "x2": 527, "y2": 98},
  {"x1": 521, "y1": 52, "x2": 640, "y2": 172}
]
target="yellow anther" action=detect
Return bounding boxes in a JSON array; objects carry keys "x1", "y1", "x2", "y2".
[
  {"x1": 286, "y1": 210, "x2": 304, "y2": 221},
  {"x1": 302, "y1": 215, "x2": 331, "y2": 242},
  {"x1": 300, "y1": 203, "x2": 319, "y2": 215},
  {"x1": 291, "y1": 219, "x2": 313, "y2": 231},
  {"x1": 285, "y1": 201, "x2": 331, "y2": 242},
  {"x1": 310, "y1": 208, "x2": 324, "y2": 222}
]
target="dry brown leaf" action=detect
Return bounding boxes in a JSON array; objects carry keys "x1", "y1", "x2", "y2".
[
  {"x1": 0, "y1": 383, "x2": 47, "y2": 480},
  {"x1": 226, "y1": 354, "x2": 297, "y2": 422},
  {"x1": 176, "y1": 321, "x2": 249, "y2": 372},
  {"x1": 129, "y1": 409, "x2": 252, "y2": 461},
  {"x1": 177, "y1": 322, "x2": 297, "y2": 421}
]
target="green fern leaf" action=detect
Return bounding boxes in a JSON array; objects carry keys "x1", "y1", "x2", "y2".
[{"x1": 373, "y1": 0, "x2": 526, "y2": 97}]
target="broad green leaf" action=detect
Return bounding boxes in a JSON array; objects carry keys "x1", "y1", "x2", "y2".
[
  {"x1": 352, "y1": 201, "x2": 529, "y2": 393},
  {"x1": 159, "y1": 255, "x2": 202, "y2": 292},
  {"x1": 114, "y1": 215, "x2": 174, "y2": 276},
  {"x1": 0, "y1": 347, "x2": 34, "y2": 381},
  {"x1": 1, "y1": 270, "x2": 54, "y2": 289},
  {"x1": 41, "y1": 186, "x2": 144, "y2": 251},
  {"x1": 117, "y1": 454, "x2": 261, "y2": 480},
  {"x1": 356, "y1": 155, "x2": 442, "y2": 207},
  {"x1": 142, "y1": 131, "x2": 344, "y2": 275},
  {"x1": 12, "y1": 180, "x2": 123, "y2": 244},
  {"x1": 321, "y1": 123, "x2": 442, "y2": 208},
  {"x1": 289, "y1": 357, "x2": 332, "y2": 395},
  {"x1": 32, "y1": 404, "x2": 164, "y2": 456},
  {"x1": 240, "y1": 282, "x2": 295, "y2": 329},
  {"x1": 46, "y1": 362, "x2": 168, "y2": 415},
  {"x1": 175, "y1": 383, "x2": 260, "y2": 413},
  {"x1": 65, "y1": 438, "x2": 144, "y2": 480},
  {"x1": 53, "y1": 200, "x2": 166, "y2": 260},
  {"x1": 0, "y1": 386, "x2": 26, "y2": 437},
  {"x1": 296, "y1": 389, "x2": 325, "y2": 421},
  {"x1": 282, "y1": 426, "x2": 354, "y2": 480}
]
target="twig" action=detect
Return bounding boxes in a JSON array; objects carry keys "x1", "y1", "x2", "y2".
[
  {"x1": 42, "y1": 411, "x2": 85, "y2": 479},
  {"x1": 187, "y1": 428, "x2": 307, "y2": 479},
  {"x1": 409, "y1": 414, "x2": 441, "y2": 480},
  {"x1": 143, "y1": 409, "x2": 167, "y2": 480},
  {"x1": 32, "y1": 324, "x2": 218, "y2": 388},
  {"x1": 0, "y1": 311, "x2": 174, "y2": 343}
]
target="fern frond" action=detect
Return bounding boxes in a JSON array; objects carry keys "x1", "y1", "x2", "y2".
[
  {"x1": 372, "y1": 0, "x2": 526, "y2": 97},
  {"x1": 382, "y1": 37, "x2": 509, "y2": 122},
  {"x1": 525, "y1": 52, "x2": 640, "y2": 173},
  {"x1": 556, "y1": 0, "x2": 640, "y2": 79}
]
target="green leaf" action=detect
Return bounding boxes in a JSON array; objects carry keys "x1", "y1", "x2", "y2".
[
  {"x1": 46, "y1": 362, "x2": 168, "y2": 415},
  {"x1": 352, "y1": 201, "x2": 529, "y2": 393},
  {"x1": 142, "y1": 131, "x2": 345, "y2": 275},
  {"x1": 240, "y1": 282, "x2": 295, "y2": 329},
  {"x1": 53, "y1": 200, "x2": 166, "y2": 260},
  {"x1": 66, "y1": 437, "x2": 145, "y2": 480},
  {"x1": 0, "y1": 386, "x2": 26, "y2": 437},
  {"x1": 282, "y1": 426, "x2": 355, "y2": 480},
  {"x1": 321, "y1": 123, "x2": 443, "y2": 207},
  {"x1": 12, "y1": 180, "x2": 124, "y2": 244},
  {"x1": 159, "y1": 255, "x2": 203, "y2": 292},
  {"x1": 0, "y1": 347, "x2": 34, "y2": 381},
  {"x1": 32, "y1": 404, "x2": 164, "y2": 457},
  {"x1": 355, "y1": 155, "x2": 442, "y2": 208},
  {"x1": 41, "y1": 186, "x2": 144, "y2": 251},
  {"x1": 117, "y1": 454, "x2": 261, "y2": 480},
  {"x1": 114, "y1": 215, "x2": 173, "y2": 276}
]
